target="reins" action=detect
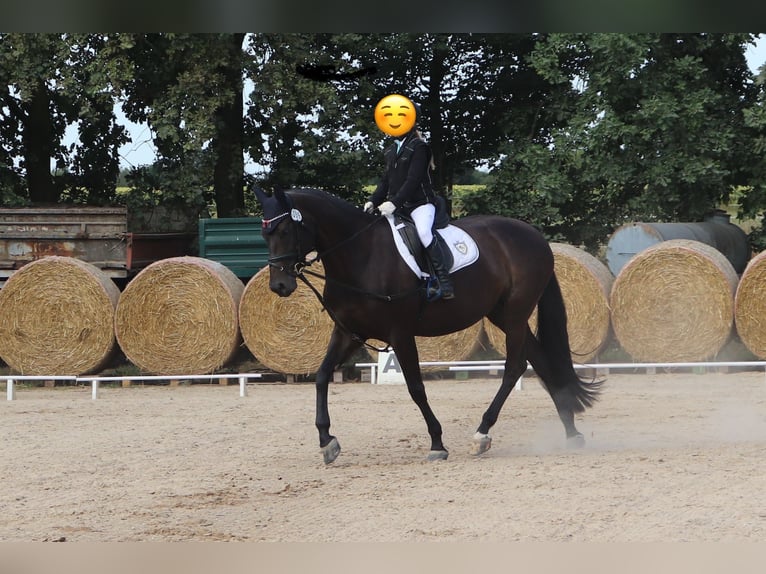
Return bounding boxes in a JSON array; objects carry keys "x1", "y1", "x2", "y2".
[
  {"x1": 295, "y1": 272, "x2": 392, "y2": 353},
  {"x1": 269, "y1": 214, "x2": 422, "y2": 303},
  {"x1": 269, "y1": 213, "x2": 422, "y2": 354}
]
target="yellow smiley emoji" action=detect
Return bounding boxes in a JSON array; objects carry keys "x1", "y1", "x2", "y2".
[{"x1": 374, "y1": 94, "x2": 417, "y2": 137}]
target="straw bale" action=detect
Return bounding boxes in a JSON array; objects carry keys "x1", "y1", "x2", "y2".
[
  {"x1": 734, "y1": 250, "x2": 766, "y2": 359},
  {"x1": 483, "y1": 311, "x2": 537, "y2": 359},
  {"x1": 115, "y1": 256, "x2": 244, "y2": 375},
  {"x1": 239, "y1": 264, "x2": 335, "y2": 376},
  {"x1": 366, "y1": 320, "x2": 484, "y2": 368},
  {"x1": 416, "y1": 321, "x2": 483, "y2": 368},
  {"x1": 610, "y1": 239, "x2": 738, "y2": 362},
  {"x1": 0, "y1": 256, "x2": 120, "y2": 375},
  {"x1": 484, "y1": 243, "x2": 613, "y2": 363}
]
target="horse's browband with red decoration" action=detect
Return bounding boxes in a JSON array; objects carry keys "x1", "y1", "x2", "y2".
[{"x1": 262, "y1": 212, "x2": 289, "y2": 232}]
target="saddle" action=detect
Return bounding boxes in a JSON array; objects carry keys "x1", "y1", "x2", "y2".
[{"x1": 386, "y1": 196, "x2": 480, "y2": 279}]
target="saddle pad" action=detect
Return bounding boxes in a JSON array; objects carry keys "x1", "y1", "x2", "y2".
[{"x1": 385, "y1": 214, "x2": 480, "y2": 278}]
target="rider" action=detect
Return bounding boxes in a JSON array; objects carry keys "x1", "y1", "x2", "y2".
[{"x1": 364, "y1": 94, "x2": 454, "y2": 300}]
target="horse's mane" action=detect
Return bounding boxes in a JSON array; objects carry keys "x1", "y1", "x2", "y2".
[{"x1": 288, "y1": 187, "x2": 368, "y2": 220}]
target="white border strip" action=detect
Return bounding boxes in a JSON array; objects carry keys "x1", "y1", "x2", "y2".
[
  {"x1": 356, "y1": 360, "x2": 766, "y2": 388},
  {"x1": 448, "y1": 361, "x2": 766, "y2": 371},
  {"x1": 2, "y1": 373, "x2": 262, "y2": 400}
]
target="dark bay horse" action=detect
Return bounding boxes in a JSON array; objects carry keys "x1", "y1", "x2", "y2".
[{"x1": 254, "y1": 186, "x2": 602, "y2": 464}]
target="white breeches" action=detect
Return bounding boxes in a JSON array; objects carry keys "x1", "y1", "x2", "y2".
[{"x1": 410, "y1": 203, "x2": 435, "y2": 247}]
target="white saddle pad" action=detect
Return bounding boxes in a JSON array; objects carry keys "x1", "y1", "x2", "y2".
[{"x1": 384, "y1": 214, "x2": 480, "y2": 278}]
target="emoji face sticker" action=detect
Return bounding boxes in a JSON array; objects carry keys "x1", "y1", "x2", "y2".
[{"x1": 374, "y1": 94, "x2": 417, "y2": 137}]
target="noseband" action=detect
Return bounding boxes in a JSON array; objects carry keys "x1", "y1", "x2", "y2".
[
  {"x1": 263, "y1": 207, "x2": 420, "y2": 354},
  {"x1": 263, "y1": 211, "x2": 314, "y2": 277},
  {"x1": 267, "y1": 251, "x2": 308, "y2": 277},
  {"x1": 266, "y1": 209, "x2": 381, "y2": 278}
]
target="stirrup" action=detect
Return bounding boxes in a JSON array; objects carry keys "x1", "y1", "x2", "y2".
[
  {"x1": 425, "y1": 277, "x2": 454, "y2": 301},
  {"x1": 425, "y1": 277, "x2": 442, "y2": 301},
  {"x1": 439, "y1": 280, "x2": 455, "y2": 300},
  {"x1": 440, "y1": 287, "x2": 455, "y2": 300}
]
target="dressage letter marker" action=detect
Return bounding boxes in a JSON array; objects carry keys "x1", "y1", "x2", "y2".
[{"x1": 377, "y1": 351, "x2": 405, "y2": 385}]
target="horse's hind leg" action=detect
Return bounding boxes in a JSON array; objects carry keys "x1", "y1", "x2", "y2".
[
  {"x1": 526, "y1": 272, "x2": 602, "y2": 447},
  {"x1": 472, "y1": 320, "x2": 528, "y2": 456},
  {"x1": 393, "y1": 335, "x2": 448, "y2": 461},
  {"x1": 525, "y1": 332, "x2": 585, "y2": 448},
  {"x1": 315, "y1": 327, "x2": 363, "y2": 464}
]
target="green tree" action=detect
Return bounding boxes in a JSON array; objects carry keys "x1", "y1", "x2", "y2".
[
  {"x1": 740, "y1": 50, "x2": 766, "y2": 251},
  {"x1": 244, "y1": 33, "x2": 376, "y2": 203},
  {"x1": 0, "y1": 33, "x2": 127, "y2": 206},
  {"x1": 4, "y1": 32, "x2": 766, "y2": 250},
  {"x1": 463, "y1": 33, "x2": 762, "y2": 250},
  {"x1": 246, "y1": 33, "x2": 564, "y2": 214},
  {"x1": 113, "y1": 33, "x2": 246, "y2": 217}
]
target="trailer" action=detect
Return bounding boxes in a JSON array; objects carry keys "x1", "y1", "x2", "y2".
[{"x1": 0, "y1": 206, "x2": 197, "y2": 288}]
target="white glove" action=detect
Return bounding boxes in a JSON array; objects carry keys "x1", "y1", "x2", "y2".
[
  {"x1": 378, "y1": 201, "x2": 396, "y2": 216},
  {"x1": 363, "y1": 201, "x2": 374, "y2": 214}
]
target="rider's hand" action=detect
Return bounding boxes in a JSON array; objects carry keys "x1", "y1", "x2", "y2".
[
  {"x1": 363, "y1": 201, "x2": 375, "y2": 214},
  {"x1": 378, "y1": 201, "x2": 396, "y2": 216}
]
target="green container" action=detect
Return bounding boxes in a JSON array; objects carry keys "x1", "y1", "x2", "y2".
[{"x1": 198, "y1": 217, "x2": 269, "y2": 279}]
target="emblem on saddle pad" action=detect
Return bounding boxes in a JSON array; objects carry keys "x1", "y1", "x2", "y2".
[
  {"x1": 385, "y1": 215, "x2": 479, "y2": 278},
  {"x1": 453, "y1": 241, "x2": 469, "y2": 256}
]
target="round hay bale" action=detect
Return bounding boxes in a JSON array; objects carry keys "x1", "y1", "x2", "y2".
[
  {"x1": 734, "y1": 250, "x2": 766, "y2": 359},
  {"x1": 239, "y1": 264, "x2": 335, "y2": 376},
  {"x1": 115, "y1": 256, "x2": 244, "y2": 375},
  {"x1": 484, "y1": 243, "x2": 613, "y2": 363},
  {"x1": 610, "y1": 239, "x2": 738, "y2": 362},
  {"x1": 416, "y1": 321, "x2": 483, "y2": 368},
  {"x1": 483, "y1": 311, "x2": 537, "y2": 358},
  {"x1": 0, "y1": 256, "x2": 120, "y2": 375},
  {"x1": 366, "y1": 320, "x2": 483, "y2": 368}
]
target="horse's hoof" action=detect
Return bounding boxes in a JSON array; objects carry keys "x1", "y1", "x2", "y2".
[
  {"x1": 321, "y1": 437, "x2": 341, "y2": 464},
  {"x1": 427, "y1": 449, "x2": 449, "y2": 461},
  {"x1": 470, "y1": 432, "x2": 492, "y2": 455},
  {"x1": 567, "y1": 433, "x2": 585, "y2": 449}
]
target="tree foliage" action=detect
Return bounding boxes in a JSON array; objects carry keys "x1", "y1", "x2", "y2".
[
  {"x1": 461, "y1": 33, "x2": 762, "y2": 250},
  {"x1": 243, "y1": 33, "x2": 373, "y2": 203},
  {"x1": 107, "y1": 33, "x2": 247, "y2": 217},
  {"x1": 1, "y1": 33, "x2": 766, "y2": 251},
  {"x1": 0, "y1": 33, "x2": 127, "y2": 205}
]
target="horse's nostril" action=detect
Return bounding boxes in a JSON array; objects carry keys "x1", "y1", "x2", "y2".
[{"x1": 271, "y1": 282, "x2": 294, "y2": 297}]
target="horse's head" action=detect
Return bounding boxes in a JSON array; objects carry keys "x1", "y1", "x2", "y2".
[{"x1": 254, "y1": 186, "x2": 317, "y2": 297}]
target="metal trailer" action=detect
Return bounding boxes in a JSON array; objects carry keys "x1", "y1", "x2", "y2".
[{"x1": 0, "y1": 206, "x2": 196, "y2": 288}]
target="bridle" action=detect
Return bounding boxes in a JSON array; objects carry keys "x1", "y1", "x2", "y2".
[
  {"x1": 262, "y1": 210, "x2": 314, "y2": 277},
  {"x1": 264, "y1": 210, "x2": 423, "y2": 352}
]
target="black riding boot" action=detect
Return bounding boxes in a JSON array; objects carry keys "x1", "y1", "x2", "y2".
[{"x1": 426, "y1": 238, "x2": 455, "y2": 300}]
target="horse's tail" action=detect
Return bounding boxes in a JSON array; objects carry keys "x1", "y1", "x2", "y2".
[{"x1": 532, "y1": 272, "x2": 603, "y2": 412}]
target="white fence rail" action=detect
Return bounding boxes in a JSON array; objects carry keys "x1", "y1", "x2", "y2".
[
  {"x1": 356, "y1": 359, "x2": 766, "y2": 387},
  {"x1": 6, "y1": 359, "x2": 766, "y2": 401},
  {"x1": 3, "y1": 373, "x2": 262, "y2": 400}
]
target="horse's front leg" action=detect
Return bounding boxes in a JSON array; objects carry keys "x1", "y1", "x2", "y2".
[
  {"x1": 315, "y1": 327, "x2": 361, "y2": 464},
  {"x1": 394, "y1": 336, "x2": 448, "y2": 461},
  {"x1": 471, "y1": 319, "x2": 529, "y2": 456}
]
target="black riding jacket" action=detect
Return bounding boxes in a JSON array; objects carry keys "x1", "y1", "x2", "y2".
[{"x1": 370, "y1": 131, "x2": 435, "y2": 212}]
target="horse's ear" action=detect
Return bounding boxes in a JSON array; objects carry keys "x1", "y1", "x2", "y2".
[
  {"x1": 253, "y1": 186, "x2": 269, "y2": 205},
  {"x1": 274, "y1": 188, "x2": 292, "y2": 210}
]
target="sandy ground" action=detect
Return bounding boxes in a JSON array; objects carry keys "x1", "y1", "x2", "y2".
[{"x1": 2, "y1": 370, "x2": 766, "y2": 542}]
